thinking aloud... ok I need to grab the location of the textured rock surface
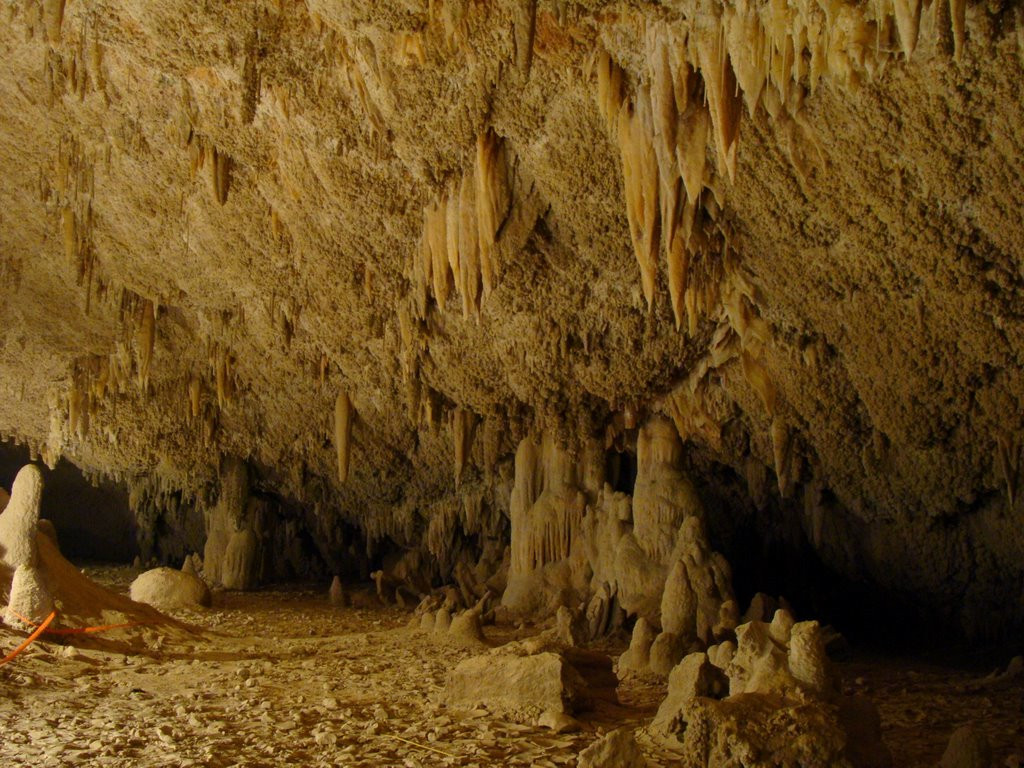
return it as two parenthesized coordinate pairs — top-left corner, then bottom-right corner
(129, 566), (212, 610)
(577, 728), (648, 768)
(0, 0), (1022, 639)
(651, 615), (892, 767)
(444, 650), (589, 719)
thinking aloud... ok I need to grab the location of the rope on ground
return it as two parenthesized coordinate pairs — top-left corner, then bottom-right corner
(0, 610), (56, 667)
(7, 609), (149, 635)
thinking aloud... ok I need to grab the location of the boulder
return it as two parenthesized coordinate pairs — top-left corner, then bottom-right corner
(444, 651), (588, 719)
(130, 567), (212, 610)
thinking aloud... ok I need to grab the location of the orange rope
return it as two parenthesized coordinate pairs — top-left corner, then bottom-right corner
(7, 609), (147, 635)
(0, 610), (56, 667)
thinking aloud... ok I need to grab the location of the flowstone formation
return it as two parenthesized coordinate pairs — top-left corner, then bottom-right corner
(0, 0), (1023, 651)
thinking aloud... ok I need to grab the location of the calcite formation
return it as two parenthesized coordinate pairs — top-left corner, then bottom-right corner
(651, 611), (892, 767)
(0, 0), (1022, 645)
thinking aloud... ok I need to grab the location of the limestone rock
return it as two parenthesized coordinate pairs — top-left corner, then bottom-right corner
(577, 728), (647, 768)
(651, 652), (728, 747)
(678, 692), (891, 768)
(130, 567), (212, 610)
(444, 651), (588, 719)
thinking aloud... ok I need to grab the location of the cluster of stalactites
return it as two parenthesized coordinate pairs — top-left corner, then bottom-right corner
(411, 130), (512, 321)
(598, 0), (974, 329)
(596, 32), (736, 335)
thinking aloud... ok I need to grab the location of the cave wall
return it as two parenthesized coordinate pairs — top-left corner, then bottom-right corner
(0, 0), (1022, 639)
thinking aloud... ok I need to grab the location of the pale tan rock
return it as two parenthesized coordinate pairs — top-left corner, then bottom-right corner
(444, 651), (588, 719)
(651, 652), (728, 746)
(130, 567), (212, 610)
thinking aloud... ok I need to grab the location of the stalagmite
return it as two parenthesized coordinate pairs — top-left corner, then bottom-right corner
(334, 390), (353, 484)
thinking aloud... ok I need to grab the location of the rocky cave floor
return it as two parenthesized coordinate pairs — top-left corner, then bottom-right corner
(1, 567), (1022, 768)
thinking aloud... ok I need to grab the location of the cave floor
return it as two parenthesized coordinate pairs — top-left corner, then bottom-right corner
(0, 568), (1021, 767)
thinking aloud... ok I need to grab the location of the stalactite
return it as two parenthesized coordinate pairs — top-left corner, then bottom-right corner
(136, 299), (155, 391)
(475, 130), (510, 301)
(207, 145), (231, 205)
(513, 0), (537, 75)
(618, 97), (659, 311)
(694, 16), (743, 183)
(949, 0), (966, 61)
(453, 407), (477, 486)
(42, 0), (66, 46)
(188, 375), (202, 424)
(214, 346), (232, 409)
(996, 435), (1020, 507)
(458, 173), (480, 319)
(892, 0), (922, 58)
(334, 390), (353, 484)
(61, 207), (75, 264)
(771, 417), (793, 498)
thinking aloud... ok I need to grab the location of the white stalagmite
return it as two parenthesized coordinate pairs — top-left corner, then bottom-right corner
(334, 390), (353, 484)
